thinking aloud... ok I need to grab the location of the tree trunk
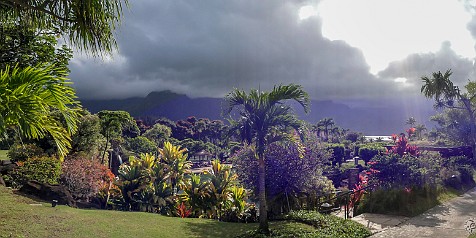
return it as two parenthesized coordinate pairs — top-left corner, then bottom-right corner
(258, 154), (269, 234)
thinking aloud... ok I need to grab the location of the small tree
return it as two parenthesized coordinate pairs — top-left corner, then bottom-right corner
(421, 70), (476, 160)
(224, 84), (310, 234)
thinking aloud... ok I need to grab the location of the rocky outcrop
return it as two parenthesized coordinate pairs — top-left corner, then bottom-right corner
(19, 180), (76, 207)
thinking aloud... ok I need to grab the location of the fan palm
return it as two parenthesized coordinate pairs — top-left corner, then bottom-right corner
(223, 84), (309, 234)
(0, 64), (80, 159)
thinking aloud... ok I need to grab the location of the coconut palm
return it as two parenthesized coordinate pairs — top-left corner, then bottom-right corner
(0, 64), (80, 159)
(223, 84), (309, 234)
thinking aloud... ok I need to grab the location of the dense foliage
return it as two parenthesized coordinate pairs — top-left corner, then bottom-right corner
(358, 143), (386, 165)
(7, 143), (46, 162)
(4, 156), (61, 188)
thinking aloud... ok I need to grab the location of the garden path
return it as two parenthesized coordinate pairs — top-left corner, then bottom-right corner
(358, 187), (476, 238)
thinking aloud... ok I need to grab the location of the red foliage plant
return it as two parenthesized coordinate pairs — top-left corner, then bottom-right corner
(61, 157), (114, 201)
(388, 133), (419, 157)
(406, 127), (416, 138)
(177, 202), (192, 218)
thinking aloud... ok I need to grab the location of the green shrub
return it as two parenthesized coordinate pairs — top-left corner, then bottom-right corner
(7, 143), (46, 162)
(284, 210), (371, 238)
(235, 210), (371, 238)
(356, 186), (449, 217)
(127, 136), (157, 155)
(4, 156), (61, 188)
(358, 144), (385, 165)
(327, 144), (345, 166)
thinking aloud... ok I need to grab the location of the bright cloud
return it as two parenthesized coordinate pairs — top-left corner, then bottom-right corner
(317, 0), (475, 74)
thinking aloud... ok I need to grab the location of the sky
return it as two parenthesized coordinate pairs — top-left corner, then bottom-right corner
(69, 0), (476, 101)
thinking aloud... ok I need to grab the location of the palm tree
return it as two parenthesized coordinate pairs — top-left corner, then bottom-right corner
(0, 64), (80, 159)
(406, 117), (416, 127)
(1, 0), (127, 54)
(421, 70), (456, 104)
(223, 84), (310, 234)
(414, 124), (427, 140)
(317, 117), (335, 142)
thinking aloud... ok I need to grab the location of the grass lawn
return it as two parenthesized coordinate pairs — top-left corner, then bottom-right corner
(0, 186), (256, 238)
(0, 150), (8, 160)
(0, 186), (371, 238)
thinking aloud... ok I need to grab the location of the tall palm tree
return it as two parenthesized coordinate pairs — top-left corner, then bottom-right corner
(317, 117), (335, 142)
(223, 84), (309, 234)
(0, 64), (80, 159)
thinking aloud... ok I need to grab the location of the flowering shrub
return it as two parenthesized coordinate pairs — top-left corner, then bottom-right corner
(61, 156), (114, 201)
(4, 156), (61, 188)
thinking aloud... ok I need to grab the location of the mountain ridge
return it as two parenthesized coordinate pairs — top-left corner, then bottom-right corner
(80, 90), (436, 135)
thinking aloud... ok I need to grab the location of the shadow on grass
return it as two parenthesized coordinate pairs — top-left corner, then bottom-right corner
(183, 220), (257, 238)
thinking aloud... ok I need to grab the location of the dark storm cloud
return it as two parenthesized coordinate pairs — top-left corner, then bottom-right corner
(69, 0), (434, 100)
(378, 42), (475, 90)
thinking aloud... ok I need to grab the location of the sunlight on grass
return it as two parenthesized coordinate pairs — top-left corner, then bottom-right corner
(0, 150), (8, 160)
(0, 186), (256, 238)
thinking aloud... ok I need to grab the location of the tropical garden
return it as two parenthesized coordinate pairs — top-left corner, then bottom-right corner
(2, 1), (476, 238)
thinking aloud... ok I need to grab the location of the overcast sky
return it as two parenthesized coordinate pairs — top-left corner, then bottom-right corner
(69, 0), (476, 101)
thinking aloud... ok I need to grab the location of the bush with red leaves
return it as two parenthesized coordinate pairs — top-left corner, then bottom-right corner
(61, 157), (114, 202)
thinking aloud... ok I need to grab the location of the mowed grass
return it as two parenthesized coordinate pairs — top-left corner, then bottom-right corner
(0, 150), (8, 160)
(0, 186), (257, 238)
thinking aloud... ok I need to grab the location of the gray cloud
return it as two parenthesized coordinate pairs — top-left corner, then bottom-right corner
(69, 0), (474, 100)
(378, 42), (475, 91)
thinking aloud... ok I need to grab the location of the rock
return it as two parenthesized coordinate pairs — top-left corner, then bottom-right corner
(0, 163), (16, 174)
(0, 176), (5, 186)
(19, 180), (76, 207)
(0, 160), (12, 166)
